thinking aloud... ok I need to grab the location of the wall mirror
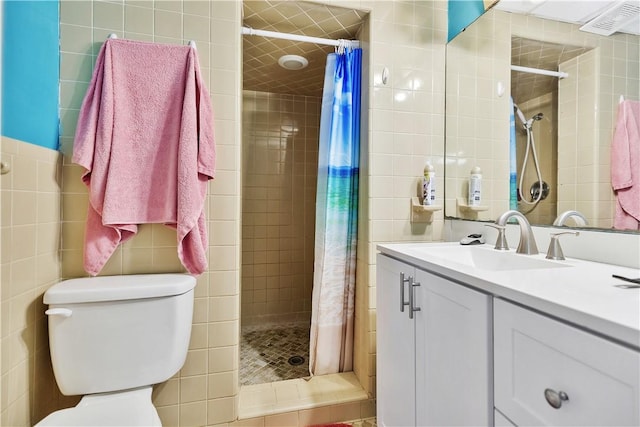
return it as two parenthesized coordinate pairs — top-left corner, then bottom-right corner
(444, 0), (640, 232)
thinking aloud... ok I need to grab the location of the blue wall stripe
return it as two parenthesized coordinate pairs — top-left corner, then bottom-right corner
(2, 0), (60, 150)
(448, 0), (486, 42)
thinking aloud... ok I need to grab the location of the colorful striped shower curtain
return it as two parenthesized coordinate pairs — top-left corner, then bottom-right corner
(510, 97), (518, 209)
(309, 47), (362, 376)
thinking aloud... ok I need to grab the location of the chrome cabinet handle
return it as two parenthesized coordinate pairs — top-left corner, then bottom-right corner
(409, 280), (421, 319)
(400, 273), (411, 312)
(544, 388), (569, 409)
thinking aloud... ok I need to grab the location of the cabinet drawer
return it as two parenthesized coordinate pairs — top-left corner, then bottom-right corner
(494, 299), (640, 426)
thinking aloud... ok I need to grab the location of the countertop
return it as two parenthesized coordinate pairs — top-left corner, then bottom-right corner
(377, 242), (640, 349)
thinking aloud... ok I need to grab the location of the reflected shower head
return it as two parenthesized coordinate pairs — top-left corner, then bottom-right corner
(524, 112), (543, 129)
(514, 104), (543, 130)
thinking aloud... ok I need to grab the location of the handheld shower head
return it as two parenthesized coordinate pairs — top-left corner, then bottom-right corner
(525, 112), (544, 129)
(513, 104), (543, 129)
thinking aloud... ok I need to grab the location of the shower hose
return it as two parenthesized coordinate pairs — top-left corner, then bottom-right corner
(515, 108), (544, 205)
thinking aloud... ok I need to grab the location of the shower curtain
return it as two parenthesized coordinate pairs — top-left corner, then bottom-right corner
(509, 97), (518, 209)
(309, 47), (362, 376)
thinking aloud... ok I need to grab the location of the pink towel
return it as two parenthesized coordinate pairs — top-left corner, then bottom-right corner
(73, 39), (215, 275)
(611, 100), (640, 230)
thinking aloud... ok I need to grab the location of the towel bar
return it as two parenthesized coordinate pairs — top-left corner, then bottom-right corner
(106, 33), (196, 50)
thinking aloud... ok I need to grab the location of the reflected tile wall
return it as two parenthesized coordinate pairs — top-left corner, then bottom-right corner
(559, 50), (604, 226)
(445, 8), (639, 227)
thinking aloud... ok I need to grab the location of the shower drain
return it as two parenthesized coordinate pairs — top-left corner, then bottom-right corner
(287, 355), (305, 366)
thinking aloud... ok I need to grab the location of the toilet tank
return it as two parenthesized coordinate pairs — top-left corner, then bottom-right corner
(44, 274), (195, 396)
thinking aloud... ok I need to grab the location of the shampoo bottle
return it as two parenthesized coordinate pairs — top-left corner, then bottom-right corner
(469, 166), (482, 206)
(423, 163), (436, 206)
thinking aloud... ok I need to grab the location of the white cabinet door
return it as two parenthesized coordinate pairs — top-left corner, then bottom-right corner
(414, 269), (493, 426)
(376, 255), (416, 427)
(494, 299), (640, 426)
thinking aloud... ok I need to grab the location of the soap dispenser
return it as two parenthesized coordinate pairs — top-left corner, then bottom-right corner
(468, 166), (482, 206)
(422, 162), (436, 206)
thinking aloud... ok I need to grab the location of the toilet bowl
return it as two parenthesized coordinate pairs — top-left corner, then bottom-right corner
(35, 274), (195, 426)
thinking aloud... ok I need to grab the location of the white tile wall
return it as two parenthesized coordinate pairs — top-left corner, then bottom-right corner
(241, 91), (319, 324)
(0, 137), (69, 425)
(57, 1), (242, 426)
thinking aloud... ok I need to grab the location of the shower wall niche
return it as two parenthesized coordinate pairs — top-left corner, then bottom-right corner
(241, 90), (320, 325)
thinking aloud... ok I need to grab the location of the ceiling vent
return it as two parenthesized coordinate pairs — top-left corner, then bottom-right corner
(579, 1), (640, 36)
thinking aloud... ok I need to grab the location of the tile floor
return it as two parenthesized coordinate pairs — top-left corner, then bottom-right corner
(240, 321), (311, 386)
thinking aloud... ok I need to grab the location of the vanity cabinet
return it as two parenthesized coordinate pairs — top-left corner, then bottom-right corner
(377, 242), (640, 427)
(376, 254), (492, 427)
(376, 255), (416, 427)
(494, 299), (640, 426)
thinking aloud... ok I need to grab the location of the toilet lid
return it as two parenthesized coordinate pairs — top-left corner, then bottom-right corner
(44, 273), (196, 304)
(35, 395), (161, 426)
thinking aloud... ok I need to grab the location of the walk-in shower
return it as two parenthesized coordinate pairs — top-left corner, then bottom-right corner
(240, 0), (365, 387)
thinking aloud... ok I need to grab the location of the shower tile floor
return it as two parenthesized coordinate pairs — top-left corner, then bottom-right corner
(240, 321), (311, 386)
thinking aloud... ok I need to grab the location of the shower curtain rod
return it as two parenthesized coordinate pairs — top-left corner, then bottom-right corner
(242, 26), (360, 48)
(511, 65), (568, 79)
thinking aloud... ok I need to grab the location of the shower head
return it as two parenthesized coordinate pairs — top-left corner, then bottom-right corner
(514, 103), (543, 130)
(525, 112), (544, 129)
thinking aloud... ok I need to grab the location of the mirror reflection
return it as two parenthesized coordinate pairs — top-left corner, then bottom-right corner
(511, 37), (591, 226)
(444, 2), (640, 232)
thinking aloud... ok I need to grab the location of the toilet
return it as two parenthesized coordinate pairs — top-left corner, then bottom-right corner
(36, 273), (196, 426)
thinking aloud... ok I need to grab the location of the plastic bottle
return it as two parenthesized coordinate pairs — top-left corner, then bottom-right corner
(422, 163), (436, 206)
(469, 166), (482, 206)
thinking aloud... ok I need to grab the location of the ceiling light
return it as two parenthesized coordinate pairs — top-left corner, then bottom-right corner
(278, 55), (308, 70)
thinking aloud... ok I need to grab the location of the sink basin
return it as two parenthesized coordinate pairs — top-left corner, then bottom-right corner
(408, 245), (572, 271)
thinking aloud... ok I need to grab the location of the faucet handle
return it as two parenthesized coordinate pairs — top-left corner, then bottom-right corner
(485, 224), (508, 251)
(546, 231), (579, 260)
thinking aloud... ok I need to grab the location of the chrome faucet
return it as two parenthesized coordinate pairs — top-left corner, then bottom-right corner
(495, 210), (539, 255)
(546, 231), (579, 260)
(553, 210), (588, 227)
(485, 224), (508, 250)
